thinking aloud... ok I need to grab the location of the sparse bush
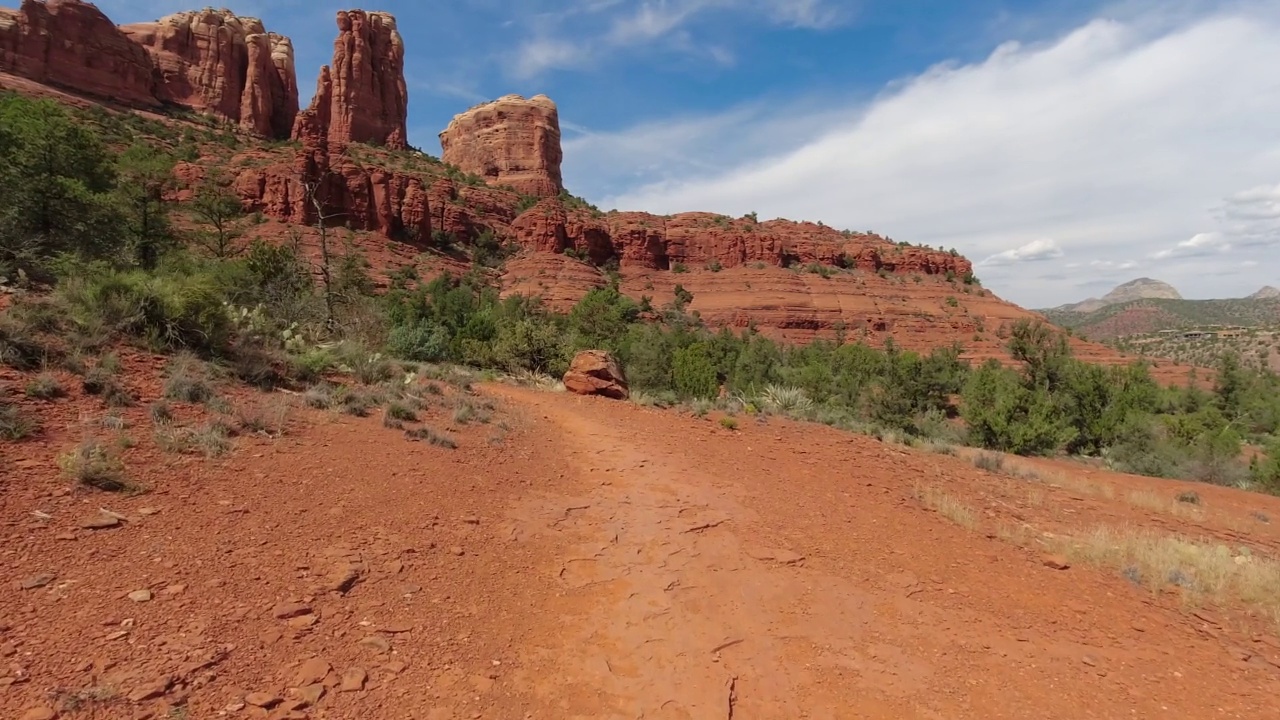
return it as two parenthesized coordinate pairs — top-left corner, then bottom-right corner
(163, 353), (216, 403)
(0, 316), (49, 370)
(341, 389), (375, 417)
(973, 452), (1005, 473)
(149, 400), (174, 425)
(1176, 490), (1201, 505)
(304, 382), (337, 409)
(58, 439), (130, 492)
(405, 426), (457, 449)
(0, 398), (38, 440)
(719, 416), (739, 430)
(155, 421), (232, 457)
(386, 401), (417, 422)
(25, 373), (65, 400)
(236, 398), (289, 436)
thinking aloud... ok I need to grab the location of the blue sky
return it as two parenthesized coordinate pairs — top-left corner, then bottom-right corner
(97, 0), (1280, 306)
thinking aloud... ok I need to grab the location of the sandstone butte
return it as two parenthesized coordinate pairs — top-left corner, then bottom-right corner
(440, 94), (565, 198)
(120, 9), (299, 139)
(0, 2), (1194, 380)
(0, 0), (299, 138)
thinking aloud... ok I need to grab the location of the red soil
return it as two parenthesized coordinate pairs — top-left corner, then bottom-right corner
(3, 360), (1278, 718)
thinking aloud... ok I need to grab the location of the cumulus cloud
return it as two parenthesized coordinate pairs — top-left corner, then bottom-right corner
(980, 238), (1064, 266)
(568, 7), (1280, 306)
(1151, 231), (1232, 259)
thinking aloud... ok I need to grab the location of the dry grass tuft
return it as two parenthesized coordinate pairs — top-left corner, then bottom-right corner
(1126, 490), (1205, 520)
(915, 484), (978, 529)
(405, 426), (458, 449)
(58, 439), (132, 492)
(1052, 526), (1280, 621)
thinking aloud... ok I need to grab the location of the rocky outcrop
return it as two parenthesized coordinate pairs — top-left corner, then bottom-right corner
(509, 201), (973, 278)
(292, 10), (407, 149)
(440, 94), (564, 198)
(120, 9), (298, 138)
(0, 0), (158, 107)
(563, 350), (629, 400)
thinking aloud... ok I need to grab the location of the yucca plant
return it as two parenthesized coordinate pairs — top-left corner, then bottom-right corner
(758, 385), (814, 415)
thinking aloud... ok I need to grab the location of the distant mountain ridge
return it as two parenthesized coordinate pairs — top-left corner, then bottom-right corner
(1040, 278), (1280, 342)
(1052, 277), (1182, 314)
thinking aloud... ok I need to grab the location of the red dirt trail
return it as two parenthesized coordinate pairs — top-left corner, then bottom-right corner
(4, 383), (1280, 719)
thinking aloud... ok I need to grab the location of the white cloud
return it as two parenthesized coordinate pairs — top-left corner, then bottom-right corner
(980, 238), (1064, 265)
(1152, 231), (1232, 259)
(509, 0), (845, 78)
(566, 7), (1280, 306)
(511, 38), (590, 78)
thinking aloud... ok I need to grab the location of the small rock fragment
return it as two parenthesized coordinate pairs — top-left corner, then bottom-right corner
(127, 676), (172, 702)
(450, 546), (465, 557)
(79, 514), (122, 530)
(292, 658), (331, 687)
(20, 574), (56, 590)
(340, 666), (367, 692)
(272, 602), (312, 620)
(1041, 555), (1071, 571)
(137, 507), (160, 516)
(287, 614), (318, 629)
(378, 622), (414, 634)
(358, 635), (391, 653)
(20, 708), (57, 720)
(295, 683), (325, 707)
(323, 563), (362, 594)
(128, 589), (153, 603)
(245, 691), (282, 708)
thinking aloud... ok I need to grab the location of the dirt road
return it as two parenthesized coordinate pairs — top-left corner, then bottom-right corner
(3, 381), (1279, 719)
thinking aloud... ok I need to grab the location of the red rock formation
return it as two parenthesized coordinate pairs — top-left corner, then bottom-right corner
(293, 10), (407, 149)
(509, 201), (973, 278)
(0, 0), (158, 107)
(563, 350), (629, 400)
(440, 94), (564, 198)
(120, 9), (298, 138)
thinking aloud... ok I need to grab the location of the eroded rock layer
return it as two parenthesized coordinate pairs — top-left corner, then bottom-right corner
(292, 9), (407, 149)
(439, 94), (564, 198)
(120, 9), (298, 137)
(0, 0), (158, 107)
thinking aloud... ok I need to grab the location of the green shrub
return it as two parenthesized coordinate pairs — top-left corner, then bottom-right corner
(719, 416), (738, 430)
(672, 343), (718, 399)
(387, 320), (450, 362)
(56, 265), (231, 354)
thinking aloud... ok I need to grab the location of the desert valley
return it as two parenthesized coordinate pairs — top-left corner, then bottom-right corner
(2, 1), (1280, 718)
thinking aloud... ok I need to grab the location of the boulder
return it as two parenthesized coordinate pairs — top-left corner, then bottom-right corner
(563, 350), (629, 400)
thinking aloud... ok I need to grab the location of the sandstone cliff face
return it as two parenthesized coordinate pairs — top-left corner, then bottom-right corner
(439, 94), (564, 198)
(0, 0), (158, 107)
(509, 201), (973, 278)
(120, 9), (298, 138)
(293, 10), (407, 149)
